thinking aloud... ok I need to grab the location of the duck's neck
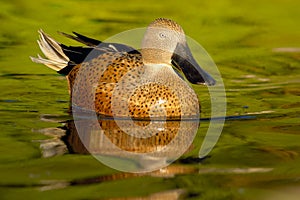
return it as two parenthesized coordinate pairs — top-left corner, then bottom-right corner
(141, 61), (180, 85)
(141, 48), (172, 65)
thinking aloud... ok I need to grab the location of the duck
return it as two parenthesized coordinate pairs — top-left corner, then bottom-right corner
(31, 18), (215, 120)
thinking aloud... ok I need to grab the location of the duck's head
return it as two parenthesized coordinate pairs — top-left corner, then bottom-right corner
(141, 18), (216, 86)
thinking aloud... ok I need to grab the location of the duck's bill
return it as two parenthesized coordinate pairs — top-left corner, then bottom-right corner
(171, 42), (216, 86)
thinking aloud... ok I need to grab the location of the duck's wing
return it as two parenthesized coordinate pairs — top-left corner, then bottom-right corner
(31, 30), (140, 76)
(59, 31), (140, 61)
(59, 31), (102, 46)
(58, 32), (140, 75)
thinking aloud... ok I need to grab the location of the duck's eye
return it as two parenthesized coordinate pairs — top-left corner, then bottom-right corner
(159, 32), (167, 39)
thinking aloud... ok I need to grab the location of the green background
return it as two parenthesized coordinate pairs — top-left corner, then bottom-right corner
(0, 0), (300, 199)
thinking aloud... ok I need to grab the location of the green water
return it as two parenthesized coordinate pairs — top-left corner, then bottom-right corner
(0, 0), (300, 199)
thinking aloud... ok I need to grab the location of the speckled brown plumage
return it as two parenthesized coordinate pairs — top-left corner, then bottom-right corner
(70, 51), (199, 119)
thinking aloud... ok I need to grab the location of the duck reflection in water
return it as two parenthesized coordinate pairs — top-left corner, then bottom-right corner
(62, 114), (199, 172)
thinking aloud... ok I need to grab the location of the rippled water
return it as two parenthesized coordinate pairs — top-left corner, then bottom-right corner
(1, 0), (300, 199)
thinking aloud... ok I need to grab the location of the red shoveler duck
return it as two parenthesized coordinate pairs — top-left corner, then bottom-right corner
(31, 18), (215, 120)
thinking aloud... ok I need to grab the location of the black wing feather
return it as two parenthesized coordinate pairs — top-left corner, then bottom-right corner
(57, 32), (141, 75)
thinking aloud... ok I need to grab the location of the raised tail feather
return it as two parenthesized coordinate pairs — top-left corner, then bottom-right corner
(31, 30), (107, 75)
(30, 30), (69, 72)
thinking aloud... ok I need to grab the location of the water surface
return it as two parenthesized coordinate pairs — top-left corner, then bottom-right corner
(0, 0), (300, 199)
